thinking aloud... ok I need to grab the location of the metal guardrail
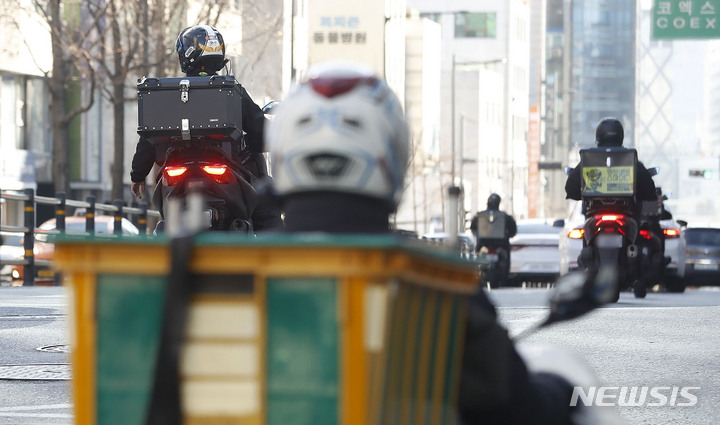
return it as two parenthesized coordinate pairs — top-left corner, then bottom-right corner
(0, 188), (161, 286)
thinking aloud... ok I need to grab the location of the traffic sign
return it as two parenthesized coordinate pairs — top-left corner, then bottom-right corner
(653, 0), (720, 39)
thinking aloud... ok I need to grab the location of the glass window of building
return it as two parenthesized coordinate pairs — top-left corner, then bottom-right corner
(420, 13), (441, 24)
(0, 75), (23, 151)
(455, 12), (496, 38)
(25, 78), (51, 154)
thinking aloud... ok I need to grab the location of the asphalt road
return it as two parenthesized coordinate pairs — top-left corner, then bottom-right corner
(0, 285), (718, 424)
(489, 286), (720, 425)
(0, 286), (71, 424)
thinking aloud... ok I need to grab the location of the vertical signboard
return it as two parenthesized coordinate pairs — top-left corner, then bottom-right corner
(307, 0), (385, 75)
(653, 0), (720, 39)
(527, 106), (540, 218)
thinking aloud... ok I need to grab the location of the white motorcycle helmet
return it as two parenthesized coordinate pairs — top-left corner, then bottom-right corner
(266, 61), (409, 211)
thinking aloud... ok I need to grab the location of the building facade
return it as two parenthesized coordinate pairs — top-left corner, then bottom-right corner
(0, 3), (53, 225)
(394, 12), (443, 235)
(407, 0), (531, 226)
(569, 0), (637, 148)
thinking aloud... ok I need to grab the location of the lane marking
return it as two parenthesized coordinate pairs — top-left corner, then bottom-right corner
(0, 403), (72, 412)
(0, 412), (73, 418)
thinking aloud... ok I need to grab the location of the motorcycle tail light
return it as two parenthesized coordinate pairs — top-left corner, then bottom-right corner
(663, 228), (681, 239)
(596, 214), (626, 224)
(639, 230), (653, 239)
(202, 164), (233, 184)
(164, 166), (188, 186)
(568, 228), (584, 239)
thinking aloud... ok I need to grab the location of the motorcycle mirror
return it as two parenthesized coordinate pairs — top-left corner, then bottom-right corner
(542, 266), (617, 327)
(262, 101), (279, 115)
(563, 166), (573, 175)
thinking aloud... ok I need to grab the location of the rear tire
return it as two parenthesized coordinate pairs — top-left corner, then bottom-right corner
(633, 283), (647, 298)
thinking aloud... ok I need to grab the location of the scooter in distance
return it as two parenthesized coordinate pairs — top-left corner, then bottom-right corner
(565, 147), (656, 302)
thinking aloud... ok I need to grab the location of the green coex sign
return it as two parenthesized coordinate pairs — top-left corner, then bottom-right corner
(653, 0), (720, 39)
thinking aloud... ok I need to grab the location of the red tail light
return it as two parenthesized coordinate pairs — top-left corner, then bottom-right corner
(568, 228), (584, 239)
(596, 214), (626, 225)
(663, 228), (680, 239)
(639, 230), (652, 240)
(163, 166), (188, 186)
(202, 164), (232, 184)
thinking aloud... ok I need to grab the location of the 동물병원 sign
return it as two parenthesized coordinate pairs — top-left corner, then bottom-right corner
(653, 0), (720, 39)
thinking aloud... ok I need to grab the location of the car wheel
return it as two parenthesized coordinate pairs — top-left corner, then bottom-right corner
(633, 282), (648, 298)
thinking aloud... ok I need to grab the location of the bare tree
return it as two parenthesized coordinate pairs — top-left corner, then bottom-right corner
(83, 0), (231, 201)
(238, 0), (284, 100)
(5, 0), (272, 200)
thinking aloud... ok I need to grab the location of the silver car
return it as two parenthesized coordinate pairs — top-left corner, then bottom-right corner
(682, 225), (720, 286)
(509, 218), (565, 285)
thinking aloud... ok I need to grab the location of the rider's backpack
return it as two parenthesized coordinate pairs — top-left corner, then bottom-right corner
(579, 147), (638, 198)
(473, 210), (507, 239)
(579, 147), (638, 214)
(136, 75), (244, 144)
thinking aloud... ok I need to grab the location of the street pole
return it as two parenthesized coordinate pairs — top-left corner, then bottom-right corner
(451, 54), (456, 186)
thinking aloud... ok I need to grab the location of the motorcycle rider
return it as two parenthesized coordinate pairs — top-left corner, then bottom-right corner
(565, 117), (660, 289)
(470, 194), (517, 283)
(565, 117), (657, 205)
(266, 61), (575, 425)
(130, 24), (283, 231)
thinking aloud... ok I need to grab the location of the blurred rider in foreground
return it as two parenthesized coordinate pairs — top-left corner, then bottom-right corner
(265, 61), (576, 424)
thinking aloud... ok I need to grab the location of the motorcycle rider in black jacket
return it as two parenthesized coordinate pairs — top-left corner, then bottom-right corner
(266, 61), (576, 425)
(565, 117), (657, 205)
(470, 194), (517, 283)
(130, 24), (282, 231)
(565, 117), (661, 284)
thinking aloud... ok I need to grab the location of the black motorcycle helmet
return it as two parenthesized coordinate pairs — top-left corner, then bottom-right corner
(595, 117), (624, 147)
(176, 25), (228, 76)
(487, 193), (501, 210)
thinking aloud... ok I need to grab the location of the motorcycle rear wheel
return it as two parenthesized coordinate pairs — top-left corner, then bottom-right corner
(633, 283), (647, 298)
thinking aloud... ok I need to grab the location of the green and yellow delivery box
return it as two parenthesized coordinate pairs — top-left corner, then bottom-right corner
(53, 233), (479, 425)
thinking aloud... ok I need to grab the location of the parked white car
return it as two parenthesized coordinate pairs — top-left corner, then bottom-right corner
(1, 232), (25, 284)
(508, 218), (565, 285)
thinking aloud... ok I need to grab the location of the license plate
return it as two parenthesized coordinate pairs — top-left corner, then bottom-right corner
(528, 263), (556, 271)
(694, 263), (719, 271)
(596, 234), (623, 248)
